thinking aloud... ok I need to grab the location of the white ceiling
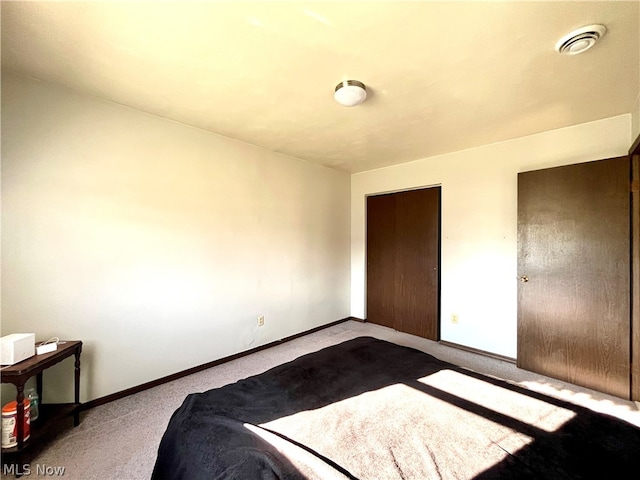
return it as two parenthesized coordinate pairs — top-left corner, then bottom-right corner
(2, 1), (639, 173)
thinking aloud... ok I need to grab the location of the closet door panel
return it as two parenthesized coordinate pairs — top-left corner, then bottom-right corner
(366, 193), (397, 329)
(366, 187), (440, 341)
(394, 188), (440, 340)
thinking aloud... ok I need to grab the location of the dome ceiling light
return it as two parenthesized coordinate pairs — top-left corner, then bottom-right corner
(555, 24), (607, 55)
(334, 80), (367, 107)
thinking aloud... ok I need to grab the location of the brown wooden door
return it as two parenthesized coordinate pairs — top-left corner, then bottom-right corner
(366, 187), (440, 340)
(517, 156), (630, 399)
(631, 150), (640, 402)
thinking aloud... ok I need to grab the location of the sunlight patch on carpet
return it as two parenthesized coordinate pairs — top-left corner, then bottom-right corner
(260, 383), (535, 479)
(520, 379), (639, 424)
(417, 369), (576, 432)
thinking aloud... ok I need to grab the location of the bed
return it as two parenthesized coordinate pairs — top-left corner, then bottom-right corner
(151, 336), (640, 479)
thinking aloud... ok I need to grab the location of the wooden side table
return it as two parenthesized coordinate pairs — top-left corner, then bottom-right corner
(0, 340), (82, 455)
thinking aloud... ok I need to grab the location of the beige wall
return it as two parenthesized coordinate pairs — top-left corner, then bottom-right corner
(1, 73), (350, 402)
(351, 114), (631, 358)
(633, 92), (640, 143)
(633, 9), (640, 144)
(2, 69), (635, 403)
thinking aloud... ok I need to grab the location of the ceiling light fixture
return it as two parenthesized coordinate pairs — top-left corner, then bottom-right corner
(334, 80), (367, 107)
(555, 24), (606, 55)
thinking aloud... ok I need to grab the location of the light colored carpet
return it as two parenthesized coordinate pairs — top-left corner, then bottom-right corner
(5, 320), (639, 480)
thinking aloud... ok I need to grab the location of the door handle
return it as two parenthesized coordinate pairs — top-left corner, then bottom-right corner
(520, 275), (529, 283)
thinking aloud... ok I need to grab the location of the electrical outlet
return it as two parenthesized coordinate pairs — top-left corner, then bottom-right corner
(451, 313), (459, 324)
(257, 315), (265, 327)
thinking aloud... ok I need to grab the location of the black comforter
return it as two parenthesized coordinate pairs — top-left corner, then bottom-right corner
(152, 337), (640, 479)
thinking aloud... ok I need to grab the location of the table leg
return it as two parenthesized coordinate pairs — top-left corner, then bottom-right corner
(73, 346), (81, 426)
(15, 384), (25, 451)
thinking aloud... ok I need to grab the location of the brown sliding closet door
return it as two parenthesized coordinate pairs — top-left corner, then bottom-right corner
(366, 187), (440, 340)
(517, 156), (630, 399)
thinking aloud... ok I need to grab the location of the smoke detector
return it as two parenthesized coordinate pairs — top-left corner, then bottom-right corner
(555, 24), (606, 55)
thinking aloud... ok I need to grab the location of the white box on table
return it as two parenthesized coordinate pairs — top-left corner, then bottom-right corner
(0, 333), (36, 365)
